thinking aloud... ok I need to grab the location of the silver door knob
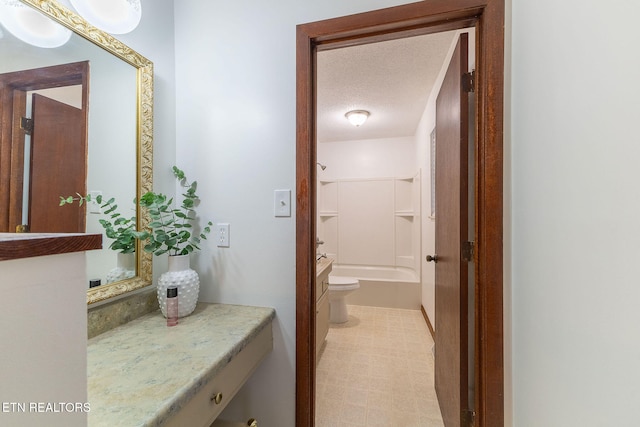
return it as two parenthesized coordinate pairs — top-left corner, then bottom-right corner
(426, 255), (438, 263)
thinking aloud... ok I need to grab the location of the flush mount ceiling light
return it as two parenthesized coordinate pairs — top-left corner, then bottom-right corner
(69, 0), (141, 34)
(345, 110), (370, 127)
(0, 0), (72, 48)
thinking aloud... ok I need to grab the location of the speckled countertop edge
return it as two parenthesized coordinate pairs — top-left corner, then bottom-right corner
(316, 257), (333, 277)
(87, 303), (276, 427)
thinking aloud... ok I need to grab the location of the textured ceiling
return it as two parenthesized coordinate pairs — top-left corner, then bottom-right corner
(317, 30), (457, 143)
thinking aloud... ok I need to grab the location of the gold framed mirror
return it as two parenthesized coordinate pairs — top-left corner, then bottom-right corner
(5, 0), (154, 305)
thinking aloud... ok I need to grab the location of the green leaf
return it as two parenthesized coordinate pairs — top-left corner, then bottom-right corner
(133, 231), (150, 239)
(172, 166), (185, 180)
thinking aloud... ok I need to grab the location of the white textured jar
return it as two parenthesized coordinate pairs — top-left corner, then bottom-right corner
(157, 254), (200, 318)
(105, 252), (136, 284)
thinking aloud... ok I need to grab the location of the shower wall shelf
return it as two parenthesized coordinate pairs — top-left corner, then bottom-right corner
(317, 171), (420, 273)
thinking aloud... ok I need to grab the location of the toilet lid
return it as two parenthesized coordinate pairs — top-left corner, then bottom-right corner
(329, 276), (359, 286)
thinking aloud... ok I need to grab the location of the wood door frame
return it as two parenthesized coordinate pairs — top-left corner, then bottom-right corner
(0, 61), (89, 232)
(296, 1), (504, 426)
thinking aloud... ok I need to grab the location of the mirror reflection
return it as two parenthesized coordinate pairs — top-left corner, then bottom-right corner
(0, 0), (152, 301)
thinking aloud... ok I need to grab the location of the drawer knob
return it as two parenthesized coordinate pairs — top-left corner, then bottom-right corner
(247, 419), (258, 427)
(211, 392), (223, 404)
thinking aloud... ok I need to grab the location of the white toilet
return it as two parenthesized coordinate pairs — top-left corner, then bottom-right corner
(328, 276), (360, 323)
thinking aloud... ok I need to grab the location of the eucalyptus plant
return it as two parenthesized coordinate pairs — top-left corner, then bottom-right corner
(138, 166), (213, 256)
(59, 193), (139, 254)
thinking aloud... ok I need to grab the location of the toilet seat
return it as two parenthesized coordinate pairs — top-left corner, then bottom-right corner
(328, 276), (359, 291)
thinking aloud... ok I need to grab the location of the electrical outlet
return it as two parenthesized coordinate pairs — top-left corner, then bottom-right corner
(216, 223), (230, 247)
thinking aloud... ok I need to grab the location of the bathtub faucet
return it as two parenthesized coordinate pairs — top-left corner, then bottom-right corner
(316, 237), (325, 249)
(316, 253), (327, 261)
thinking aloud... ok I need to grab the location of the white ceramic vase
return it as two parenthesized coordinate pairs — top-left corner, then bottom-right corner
(105, 252), (136, 284)
(157, 254), (200, 318)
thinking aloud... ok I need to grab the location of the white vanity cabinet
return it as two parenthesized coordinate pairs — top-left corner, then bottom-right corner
(87, 303), (275, 427)
(165, 322), (271, 427)
(316, 258), (332, 360)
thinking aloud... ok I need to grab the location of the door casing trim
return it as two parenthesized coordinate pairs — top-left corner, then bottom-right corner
(296, 1), (504, 426)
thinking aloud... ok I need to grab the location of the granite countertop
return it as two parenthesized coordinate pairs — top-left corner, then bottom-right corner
(87, 303), (276, 427)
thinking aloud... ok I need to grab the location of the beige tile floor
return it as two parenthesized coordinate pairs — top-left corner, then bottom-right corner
(316, 305), (445, 427)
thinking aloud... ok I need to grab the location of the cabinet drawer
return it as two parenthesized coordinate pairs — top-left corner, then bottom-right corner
(165, 324), (272, 427)
(316, 291), (329, 360)
(316, 274), (329, 301)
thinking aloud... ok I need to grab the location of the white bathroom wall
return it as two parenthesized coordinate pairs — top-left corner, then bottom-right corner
(511, 0), (640, 425)
(415, 82), (437, 327)
(318, 136), (416, 180)
(172, 1), (413, 424)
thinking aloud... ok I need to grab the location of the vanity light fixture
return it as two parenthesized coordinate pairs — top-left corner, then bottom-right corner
(345, 110), (370, 127)
(0, 0), (72, 48)
(69, 0), (141, 34)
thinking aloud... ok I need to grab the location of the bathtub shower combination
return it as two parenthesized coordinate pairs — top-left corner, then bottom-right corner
(318, 173), (421, 311)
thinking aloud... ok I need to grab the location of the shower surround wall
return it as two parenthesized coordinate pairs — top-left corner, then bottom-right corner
(317, 137), (421, 309)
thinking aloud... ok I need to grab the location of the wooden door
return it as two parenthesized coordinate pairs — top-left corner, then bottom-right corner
(28, 93), (85, 232)
(434, 33), (470, 427)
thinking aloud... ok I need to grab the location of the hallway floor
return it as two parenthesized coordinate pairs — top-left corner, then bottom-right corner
(315, 305), (444, 427)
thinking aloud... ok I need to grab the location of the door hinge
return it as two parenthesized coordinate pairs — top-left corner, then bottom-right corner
(20, 117), (33, 135)
(463, 409), (476, 426)
(462, 70), (475, 93)
(462, 241), (475, 262)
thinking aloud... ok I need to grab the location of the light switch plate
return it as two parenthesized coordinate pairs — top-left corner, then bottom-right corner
(274, 189), (291, 217)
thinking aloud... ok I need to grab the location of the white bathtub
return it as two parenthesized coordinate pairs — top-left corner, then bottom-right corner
(330, 264), (420, 310)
